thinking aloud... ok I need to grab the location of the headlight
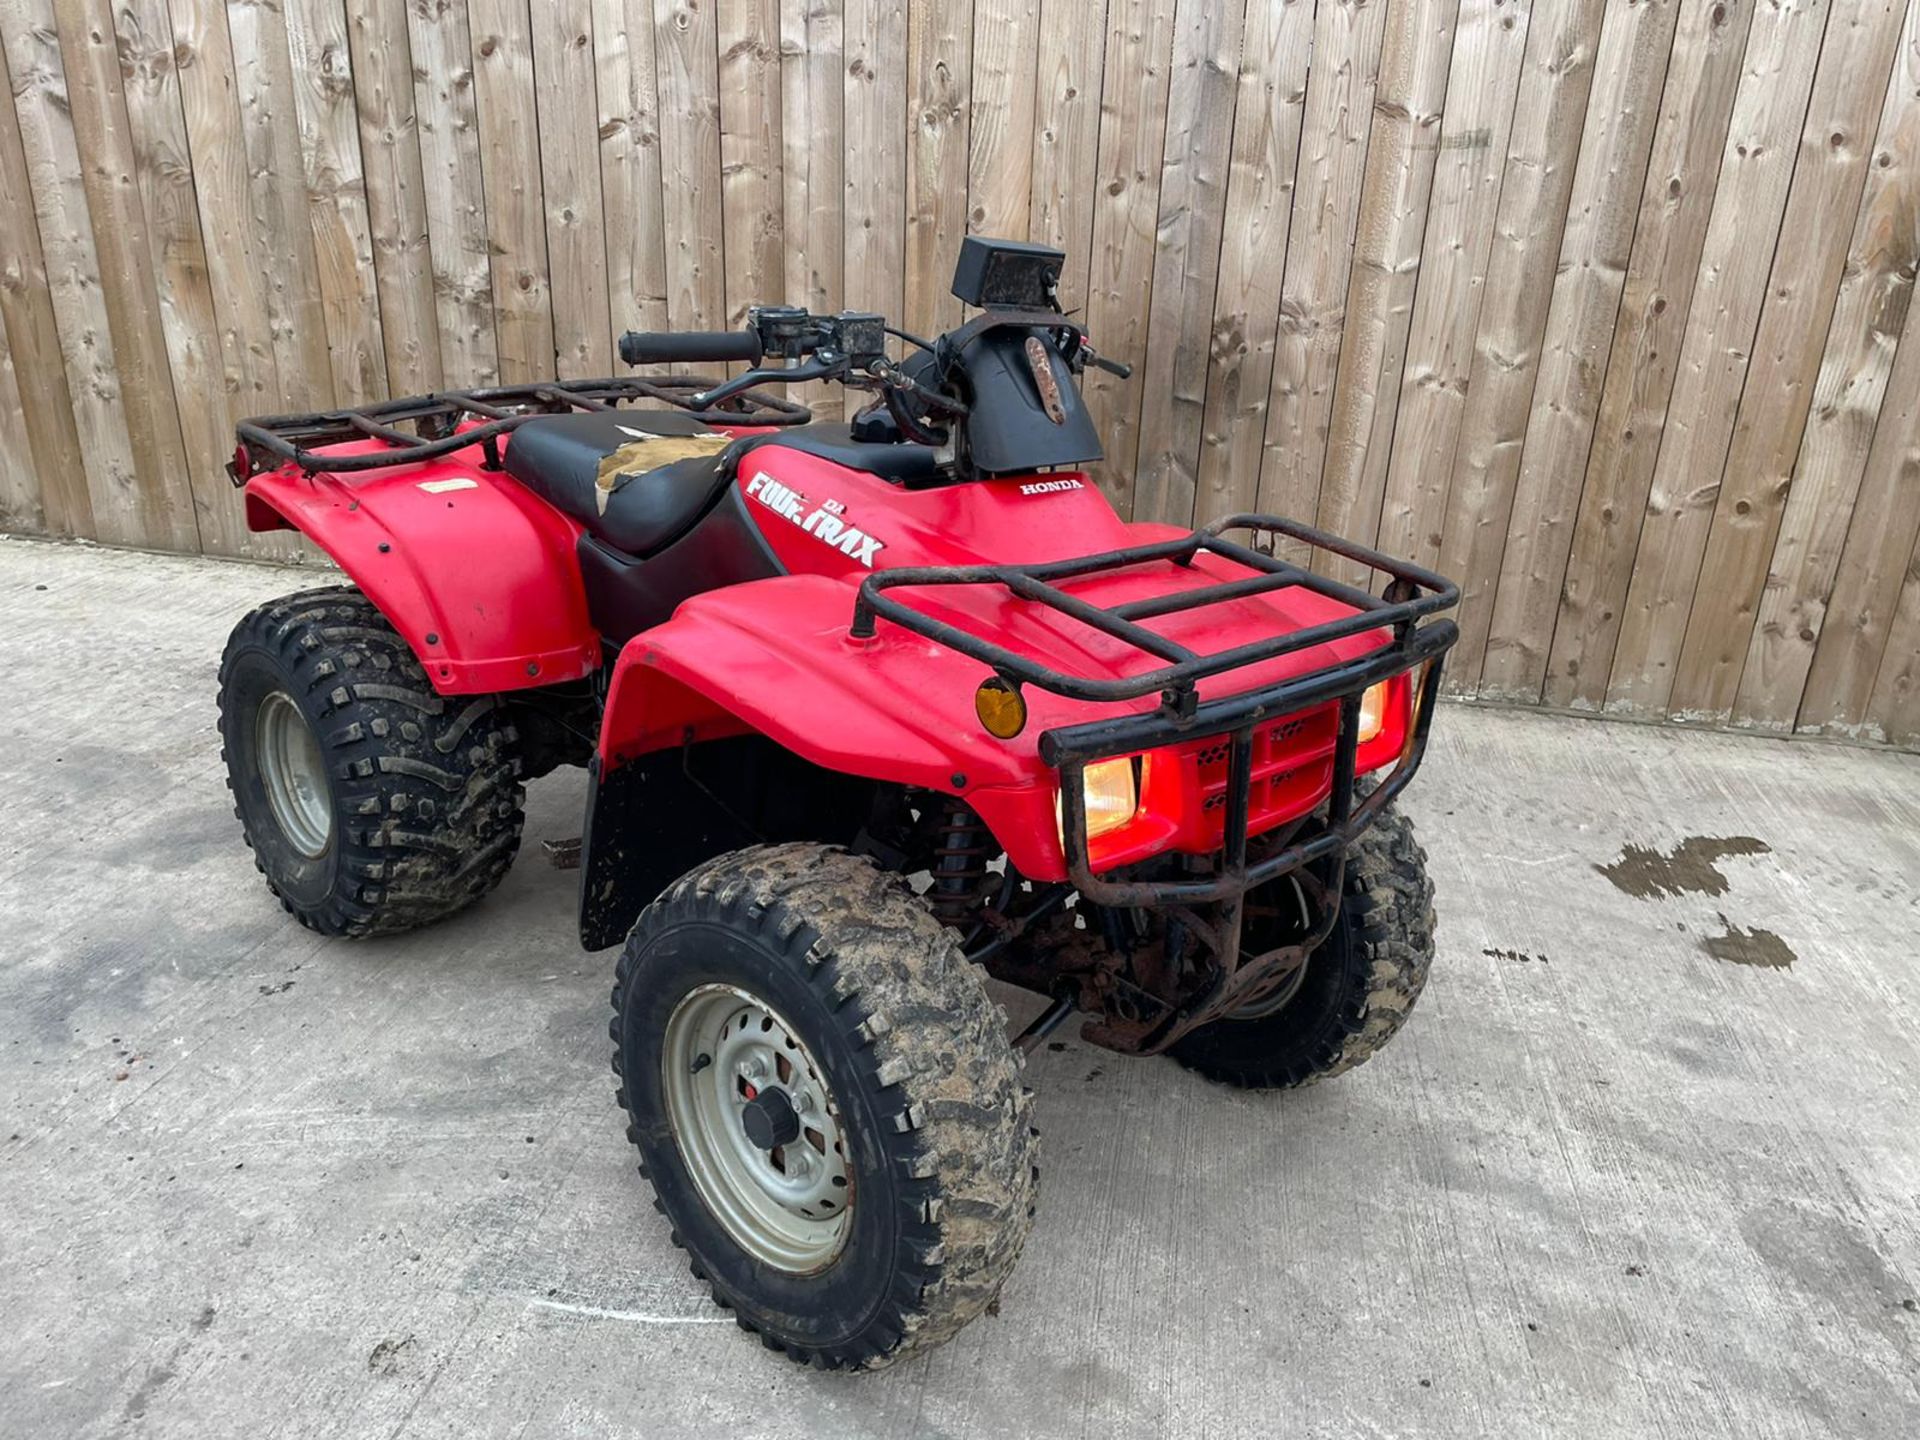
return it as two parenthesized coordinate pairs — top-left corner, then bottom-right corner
(1057, 756), (1140, 844)
(1357, 681), (1389, 744)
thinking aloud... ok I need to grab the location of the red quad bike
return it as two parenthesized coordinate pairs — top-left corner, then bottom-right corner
(219, 238), (1459, 1368)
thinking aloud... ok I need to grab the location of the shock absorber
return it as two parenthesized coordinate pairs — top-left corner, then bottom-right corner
(928, 798), (992, 927)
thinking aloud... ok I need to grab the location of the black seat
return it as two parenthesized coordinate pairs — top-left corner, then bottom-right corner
(506, 411), (947, 557)
(504, 410), (736, 557)
(740, 424), (944, 486)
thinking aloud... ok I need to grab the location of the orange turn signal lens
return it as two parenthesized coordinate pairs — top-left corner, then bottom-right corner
(974, 676), (1028, 739)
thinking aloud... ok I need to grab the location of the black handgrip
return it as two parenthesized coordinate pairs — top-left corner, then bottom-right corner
(618, 329), (764, 367)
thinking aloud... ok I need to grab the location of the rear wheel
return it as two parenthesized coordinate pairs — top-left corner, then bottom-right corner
(612, 844), (1039, 1369)
(1169, 805), (1435, 1089)
(217, 586), (524, 936)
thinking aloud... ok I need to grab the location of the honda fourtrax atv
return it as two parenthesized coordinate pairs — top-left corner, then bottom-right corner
(219, 238), (1459, 1368)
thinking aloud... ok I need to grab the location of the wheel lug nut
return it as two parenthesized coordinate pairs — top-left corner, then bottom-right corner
(792, 1091), (813, 1113)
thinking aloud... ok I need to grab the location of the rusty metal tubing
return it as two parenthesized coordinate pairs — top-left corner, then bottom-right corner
(1039, 616), (1455, 764)
(847, 513), (1460, 707)
(1059, 652), (1448, 912)
(230, 375), (811, 481)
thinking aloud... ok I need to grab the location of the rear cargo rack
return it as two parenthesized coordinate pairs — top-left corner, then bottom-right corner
(849, 513), (1460, 716)
(229, 376), (810, 483)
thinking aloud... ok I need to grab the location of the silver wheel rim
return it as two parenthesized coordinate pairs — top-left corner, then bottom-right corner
(255, 691), (332, 859)
(661, 985), (852, 1273)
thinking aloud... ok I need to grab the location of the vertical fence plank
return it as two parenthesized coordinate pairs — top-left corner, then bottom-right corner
(1672, 0), (1908, 722)
(1191, 0), (1312, 530)
(1310, 0), (1461, 557)
(1258, 0), (1391, 564)
(344, 0), (441, 394)
(1371, 0), (1532, 573)
(56, 0), (202, 552)
(1741, 8), (1918, 734)
(0, 25), (86, 537)
(906, 0), (971, 337)
(116, 0), (256, 556)
(533, 0), (613, 377)
(1480, 0), (1681, 700)
(780, 0), (842, 414)
(596, 0), (669, 349)
(1130, 0), (1244, 528)
(843, 0), (906, 328)
(1606, 0), (1831, 715)
(720, 0), (784, 333)
(1435, 0), (1609, 673)
(1029, 0), (1106, 313)
(1083, 0), (1176, 513)
(1796, 230), (1920, 733)
(469, 0), (554, 379)
(0, 0), (155, 544)
(967, 0), (1037, 242)
(654, 0), (726, 335)
(0, 301), (38, 531)
(407, 0), (500, 386)
(284, 0), (388, 403)
(1544, 0), (1755, 710)
(1864, 531), (1920, 745)
(226, 0), (338, 408)
(171, 0), (289, 427)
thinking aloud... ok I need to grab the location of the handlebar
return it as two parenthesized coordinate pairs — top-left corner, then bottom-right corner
(618, 329), (765, 367)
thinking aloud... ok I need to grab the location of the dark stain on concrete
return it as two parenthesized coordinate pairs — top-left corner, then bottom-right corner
(368, 1336), (417, 1376)
(1484, 947), (1547, 964)
(1596, 835), (1771, 900)
(1702, 915), (1796, 970)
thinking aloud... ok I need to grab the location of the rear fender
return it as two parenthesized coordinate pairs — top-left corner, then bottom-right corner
(246, 460), (600, 694)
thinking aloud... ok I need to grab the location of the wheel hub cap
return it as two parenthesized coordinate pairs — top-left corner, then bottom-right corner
(661, 986), (851, 1272)
(740, 1087), (802, 1151)
(255, 691), (332, 858)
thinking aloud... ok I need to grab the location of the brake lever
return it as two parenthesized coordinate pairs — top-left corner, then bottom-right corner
(691, 359), (838, 410)
(1087, 351), (1133, 380)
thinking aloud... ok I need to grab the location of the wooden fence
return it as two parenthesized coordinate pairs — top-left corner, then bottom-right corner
(2, 0), (1917, 747)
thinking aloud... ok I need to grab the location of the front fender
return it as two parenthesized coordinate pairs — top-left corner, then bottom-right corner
(245, 461), (599, 694)
(595, 575), (1068, 881)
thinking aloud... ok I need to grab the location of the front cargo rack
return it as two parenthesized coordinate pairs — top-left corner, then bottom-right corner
(229, 376), (810, 484)
(849, 512), (1460, 725)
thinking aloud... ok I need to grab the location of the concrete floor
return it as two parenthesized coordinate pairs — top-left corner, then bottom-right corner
(2, 537), (1917, 1440)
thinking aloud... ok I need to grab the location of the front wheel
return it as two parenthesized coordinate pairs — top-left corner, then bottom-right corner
(611, 844), (1039, 1369)
(1169, 804), (1436, 1089)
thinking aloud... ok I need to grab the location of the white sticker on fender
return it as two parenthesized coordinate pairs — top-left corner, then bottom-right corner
(744, 470), (886, 567)
(416, 477), (479, 494)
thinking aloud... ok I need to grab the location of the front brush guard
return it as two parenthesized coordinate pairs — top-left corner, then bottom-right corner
(850, 512), (1461, 1054)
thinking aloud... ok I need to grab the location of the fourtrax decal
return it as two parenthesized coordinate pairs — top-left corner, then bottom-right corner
(744, 470), (887, 568)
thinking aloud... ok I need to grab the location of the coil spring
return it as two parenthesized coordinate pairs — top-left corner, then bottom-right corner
(929, 798), (993, 926)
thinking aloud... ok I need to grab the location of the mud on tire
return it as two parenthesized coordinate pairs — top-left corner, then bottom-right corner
(217, 586), (524, 936)
(1169, 803), (1436, 1089)
(611, 843), (1039, 1370)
